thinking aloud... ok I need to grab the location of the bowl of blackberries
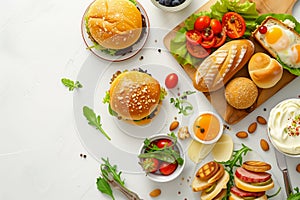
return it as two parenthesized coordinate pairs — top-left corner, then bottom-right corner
(138, 133), (185, 182)
(150, 0), (192, 12)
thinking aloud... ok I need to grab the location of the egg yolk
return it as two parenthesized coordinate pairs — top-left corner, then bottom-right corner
(265, 26), (289, 51)
(291, 44), (300, 64)
(193, 113), (220, 141)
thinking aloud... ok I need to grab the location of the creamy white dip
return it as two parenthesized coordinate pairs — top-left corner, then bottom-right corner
(268, 98), (300, 155)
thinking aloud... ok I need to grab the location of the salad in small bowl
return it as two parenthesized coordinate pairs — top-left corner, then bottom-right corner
(138, 133), (185, 182)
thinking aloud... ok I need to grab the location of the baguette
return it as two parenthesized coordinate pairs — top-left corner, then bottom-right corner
(252, 16), (300, 69)
(193, 39), (255, 92)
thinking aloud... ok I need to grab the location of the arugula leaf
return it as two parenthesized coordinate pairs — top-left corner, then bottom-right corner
(218, 144), (252, 199)
(170, 90), (196, 116)
(96, 177), (115, 200)
(61, 78), (82, 91)
(83, 106), (111, 140)
(288, 187), (300, 200)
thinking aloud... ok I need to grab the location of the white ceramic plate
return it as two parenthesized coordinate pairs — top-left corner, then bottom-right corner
(81, 1), (150, 62)
(193, 143), (284, 199)
(73, 41), (212, 173)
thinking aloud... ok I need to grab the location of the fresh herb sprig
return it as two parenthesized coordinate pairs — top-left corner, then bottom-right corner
(170, 90), (196, 116)
(96, 158), (125, 200)
(61, 78), (82, 91)
(218, 144), (252, 200)
(138, 132), (184, 166)
(288, 187), (300, 200)
(83, 106), (111, 140)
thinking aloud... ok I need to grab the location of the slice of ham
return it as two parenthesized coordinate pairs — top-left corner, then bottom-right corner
(230, 186), (265, 197)
(235, 167), (271, 183)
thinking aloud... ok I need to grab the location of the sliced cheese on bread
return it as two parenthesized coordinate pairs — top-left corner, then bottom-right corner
(212, 134), (233, 162)
(188, 140), (215, 163)
(234, 175), (274, 192)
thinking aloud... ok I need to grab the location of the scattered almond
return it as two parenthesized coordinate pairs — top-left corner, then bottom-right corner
(169, 121), (179, 131)
(257, 116), (267, 125)
(260, 139), (269, 151)
(149, 188), (161, 197)
(296, 163), (300, 173)
(248, 122), (257, 133)
(236, 131), (248, 138)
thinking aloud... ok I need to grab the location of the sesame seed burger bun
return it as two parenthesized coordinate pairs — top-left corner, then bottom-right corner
(86, 0), (143, 50)
(109, 71), (161, 123)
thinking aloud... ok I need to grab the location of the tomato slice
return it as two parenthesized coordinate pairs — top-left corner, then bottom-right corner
(213, 29), (226, 48)
(186, 30), (202, 45)
(200, 37), (216, 49)
(222, 12), (246, 39)
(159, 162), (178, 176)
(201, 28), (214, 41)
(186, 42), (211, 58)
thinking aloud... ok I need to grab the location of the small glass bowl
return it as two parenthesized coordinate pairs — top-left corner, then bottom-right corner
(150, 0), (193, 12)
(189, 111), (224, 145)
(138, 134), (185, 182)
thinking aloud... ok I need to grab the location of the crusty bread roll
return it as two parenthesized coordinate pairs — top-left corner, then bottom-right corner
(229, 193), (268, 200)
(248, 53), (283, 88)
(109, 71), (161, 124)
(225, 77), (258, 109)
(86, 0), (142, 49)
(193, 39), (255, 92)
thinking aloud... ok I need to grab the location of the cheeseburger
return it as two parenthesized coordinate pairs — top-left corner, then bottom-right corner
(103, 70), (167, 125)
(84, 0), (145, 54)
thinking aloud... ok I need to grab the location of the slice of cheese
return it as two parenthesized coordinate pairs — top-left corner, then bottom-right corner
(212, 134), (233, 162)
(188, 140), (215, 163)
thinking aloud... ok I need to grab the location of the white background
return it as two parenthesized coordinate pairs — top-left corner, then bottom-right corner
(0, 0), (300, 199)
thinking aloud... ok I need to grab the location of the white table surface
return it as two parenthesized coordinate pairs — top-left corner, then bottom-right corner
(1, 0), (300, 199)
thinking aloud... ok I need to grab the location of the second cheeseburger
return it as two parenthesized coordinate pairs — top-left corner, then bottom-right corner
(103, 70), (167, 125)
(85, 0), (143, 51)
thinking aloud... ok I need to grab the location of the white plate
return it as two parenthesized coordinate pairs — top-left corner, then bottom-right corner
(81, 1), (150, 62)
(73, 42), (212, 173)
(193, 143), (284, 199)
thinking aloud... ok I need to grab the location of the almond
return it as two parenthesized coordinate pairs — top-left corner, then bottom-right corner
(236, 131), (248, 138)
(169, 121), (179, 131)
(260, 139), (269, 151)
(248, 122), (257, 133)
(296, 163), (300, 173)
(257, 116), (267, 125)
(149, 188), (161, 197)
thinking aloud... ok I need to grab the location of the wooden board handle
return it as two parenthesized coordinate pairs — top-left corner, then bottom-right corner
(250, 0), (297, 14)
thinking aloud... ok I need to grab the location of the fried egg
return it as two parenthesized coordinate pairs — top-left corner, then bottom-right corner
(278, 43), (300, 68)
(265, 25), (294, 51)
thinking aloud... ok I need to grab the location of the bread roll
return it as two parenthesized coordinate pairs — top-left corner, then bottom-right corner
(109, 71), (161, 122)
(86, 0), (142, 49)
(248, 53), (283, 88)
(193, 39), (255, 92)
(225, 77), (258, 109)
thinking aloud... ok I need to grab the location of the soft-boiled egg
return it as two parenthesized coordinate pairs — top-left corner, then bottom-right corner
(265, 25), (294, 51)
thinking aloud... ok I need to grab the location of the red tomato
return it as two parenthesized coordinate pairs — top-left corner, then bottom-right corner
(141, 158), (160, 173)
(159, 162), (178, 175)
(200, 37), (216, 49)
(165, 73), (178, 89)
(186, 42), (211, 59)
(222, 12), (246, 39)
(194, 16), (211, 32)
(156, 139), (173, 149)
(201, 28), (214, 41)
(185, 30), (202, 45)
(210, 19), (222, 34)
(213, 29), (226, 48)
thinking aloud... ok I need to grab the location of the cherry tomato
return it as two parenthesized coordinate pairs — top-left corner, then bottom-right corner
(194, 15), (211, 32)
(185, 30), (202, 45)
(141, 158), (160, 173)
(222, 12), (246, 39)
(210, 19), (222, 34)
(258, 25), (267, 34)
(159, 162), (178, 175)
(165, 73), (178, 89)
(201, 28), (214, 41)
(156, 139), (173, 149)
(186, 42), (211, 58)
(200, 37), (216, 49)
(213, 29), (226, 48)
